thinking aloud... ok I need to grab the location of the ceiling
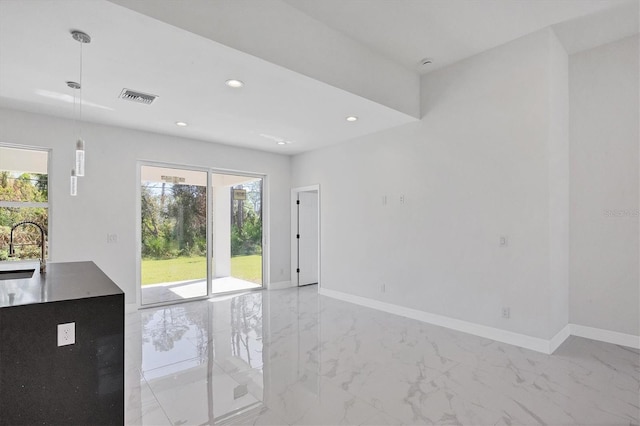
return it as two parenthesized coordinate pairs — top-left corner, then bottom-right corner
(0, 0), (637, 156)
(284, 0), (638, 73)
(0, 0), (416, 155)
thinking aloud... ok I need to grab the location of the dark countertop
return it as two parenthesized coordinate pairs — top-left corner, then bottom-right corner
(0, 261), (123, 308)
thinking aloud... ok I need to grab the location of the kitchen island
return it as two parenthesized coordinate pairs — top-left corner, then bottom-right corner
(0, 261), (124, 425)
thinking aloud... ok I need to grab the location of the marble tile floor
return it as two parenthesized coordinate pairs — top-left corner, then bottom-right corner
(125, 286), (640, 425)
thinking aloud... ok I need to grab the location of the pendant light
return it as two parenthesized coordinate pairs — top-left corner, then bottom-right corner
(70, 169), (77, 196)
(67, 80), (80, 196)
(69, 30), (90, 195)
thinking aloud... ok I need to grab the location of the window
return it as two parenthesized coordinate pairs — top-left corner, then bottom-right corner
(0, 146), (49, 261)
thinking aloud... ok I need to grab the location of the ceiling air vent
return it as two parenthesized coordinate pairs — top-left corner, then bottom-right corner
(119, 89), (158, 105)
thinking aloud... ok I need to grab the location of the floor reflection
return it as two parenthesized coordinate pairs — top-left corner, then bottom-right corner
(127, 286), (321, 425)
(126, 285), (638, 425)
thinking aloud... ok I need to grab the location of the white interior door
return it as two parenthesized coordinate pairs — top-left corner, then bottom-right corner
(297, 191), (318, 286)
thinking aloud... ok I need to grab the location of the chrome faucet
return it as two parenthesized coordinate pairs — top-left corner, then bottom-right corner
(9, 221), (47, 273)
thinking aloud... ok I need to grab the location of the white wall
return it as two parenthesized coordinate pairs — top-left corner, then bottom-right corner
(292, 29), (570, 340)
(569, 35), (640, 336)
(547, 32), (571, 337)
(0, 108), (291, 305)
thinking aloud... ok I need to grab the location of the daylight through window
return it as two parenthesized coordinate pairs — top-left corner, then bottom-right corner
(0, 146), (49, 261)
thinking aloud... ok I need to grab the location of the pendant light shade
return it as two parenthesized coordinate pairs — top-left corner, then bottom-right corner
(70, 169), (77, 196)
(75, 139), (85, 177)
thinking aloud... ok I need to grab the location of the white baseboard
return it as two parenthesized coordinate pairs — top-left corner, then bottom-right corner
(319, 288), (639, 354)
(548, 324), (572, 353)
(570, 324), (640, 349)
(269, 280), (294, 290)
(319, 288), (557, 354)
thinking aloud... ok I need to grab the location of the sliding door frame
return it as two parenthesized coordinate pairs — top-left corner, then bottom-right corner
(136, 160), (268, 309)
(210, 168), (268, 297)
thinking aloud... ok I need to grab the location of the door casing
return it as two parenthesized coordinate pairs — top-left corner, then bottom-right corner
(291, 185), (321, 288)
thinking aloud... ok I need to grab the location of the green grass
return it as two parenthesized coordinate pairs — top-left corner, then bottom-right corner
(141, 256), (206, 285)
(230, 254), (262, 284)
(141, 255), (262, 285)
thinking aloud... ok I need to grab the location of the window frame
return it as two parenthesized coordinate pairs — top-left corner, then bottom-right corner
(0, 143), (52, 261)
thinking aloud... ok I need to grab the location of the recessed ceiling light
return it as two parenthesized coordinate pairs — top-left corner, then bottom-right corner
(175, 121), (188, 127)
(260, 133), (294, 145)
(225, 79), (244, 88)
(346, 116), (358, 122)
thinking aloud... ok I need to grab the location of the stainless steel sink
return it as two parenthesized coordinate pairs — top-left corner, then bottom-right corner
(0, 269), (35, 280)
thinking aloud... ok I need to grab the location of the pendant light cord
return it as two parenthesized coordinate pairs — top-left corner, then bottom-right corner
(72, 79), (78, 136)
(79, 39), (83, 139)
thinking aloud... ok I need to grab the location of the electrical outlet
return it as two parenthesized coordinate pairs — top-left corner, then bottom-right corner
(499, 236), (508, 247)
(400, 194), (405, 204)
(502, 307), (510, 319)
(57, 322), (75, 346)
(107, 233), (118, 244)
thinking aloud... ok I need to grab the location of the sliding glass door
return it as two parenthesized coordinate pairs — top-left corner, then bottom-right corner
(140, 165), (264, 306)
(211, 173), (262, 294)
(140, 165), (208, 305)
